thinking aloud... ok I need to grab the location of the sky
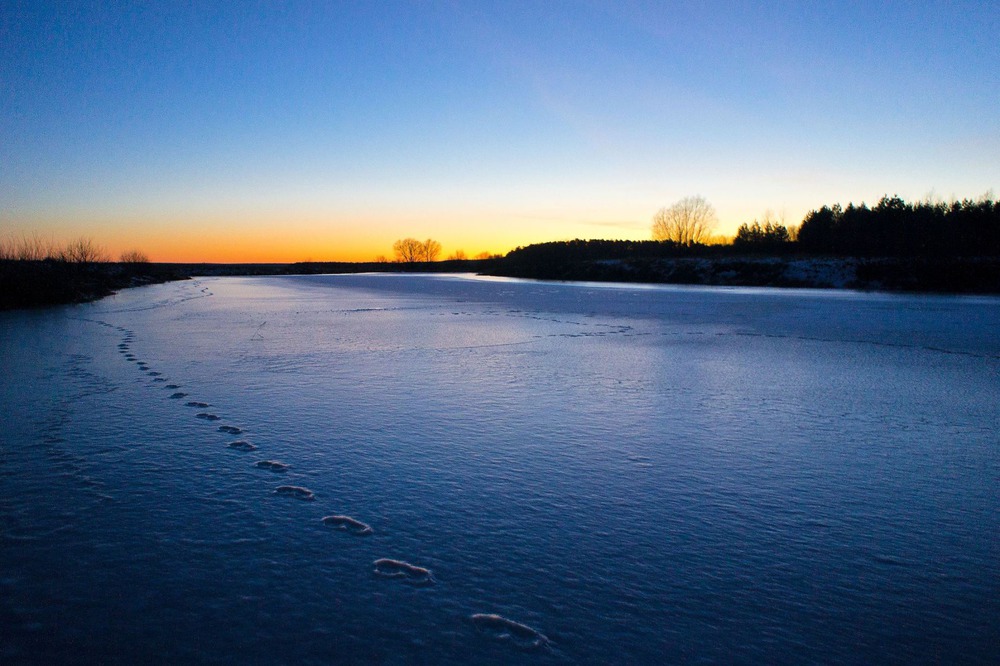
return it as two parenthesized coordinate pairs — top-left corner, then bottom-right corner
(2, 0), (998, 262)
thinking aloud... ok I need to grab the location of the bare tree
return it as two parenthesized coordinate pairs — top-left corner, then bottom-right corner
(392, 237), (442, 263)
(120, 249), (150, 264)
(393, 238), (424, 263)
(422, 238), (441, 262)
(652, 195), (718, 245)
(447, 249), (468, 261)
(60, 237), (108, 264)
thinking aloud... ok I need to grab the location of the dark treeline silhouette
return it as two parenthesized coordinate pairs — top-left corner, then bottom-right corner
(506, 239), (687, 264)
(282, 257), (497, 275)
(125, 257), (501, 278)
(733, 220), (793, 253)
(487, 196), (1000, 292)
(492, 239), (726, 282)
(797, 195), (1000, 257)
(0, 259), (188, 310)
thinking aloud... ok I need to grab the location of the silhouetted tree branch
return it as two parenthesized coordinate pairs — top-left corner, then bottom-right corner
(60, 238), (108, 264)
(120, 249), (150, 264)
(422, 238), (441, 262)
(393, 238), (424, 263)
(393, 237), (442, 263)
(652, 195), (717, 246)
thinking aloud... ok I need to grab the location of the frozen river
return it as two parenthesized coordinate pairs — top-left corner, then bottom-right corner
(2, 274), (998, 663)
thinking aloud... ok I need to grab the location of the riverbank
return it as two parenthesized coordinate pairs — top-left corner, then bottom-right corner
(0, 261), (190, 310)
(0, 259), (495, 310)
(5, 254), (999, 311)
(178, 255), (1000, 294)
(485, 255), (1000, 294)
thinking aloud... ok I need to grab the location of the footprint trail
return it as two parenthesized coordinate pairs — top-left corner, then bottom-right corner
(275, 485), (315, 501)
(100, 310), (544, 657)
(373, 558), (434, 585)
(322, 515), (373, 536)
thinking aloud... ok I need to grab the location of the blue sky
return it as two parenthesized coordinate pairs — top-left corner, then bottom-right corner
(2, 1), (997, 261)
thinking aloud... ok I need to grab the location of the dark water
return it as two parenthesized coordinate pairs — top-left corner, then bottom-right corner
(2, 274), (998, 664)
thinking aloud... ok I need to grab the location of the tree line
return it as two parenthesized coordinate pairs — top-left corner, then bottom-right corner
(489, 193), (1000, 287)
(795, 195), (1000, 257)
(649, 193), (1000, 257)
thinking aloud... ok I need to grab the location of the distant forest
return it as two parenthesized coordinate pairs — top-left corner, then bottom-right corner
(795, 195), (1000, 257)
(502, 195), (1000, 263)
(490, 196), (1000, 292)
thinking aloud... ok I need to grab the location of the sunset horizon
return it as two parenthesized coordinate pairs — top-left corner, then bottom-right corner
(3, 3), (999, 659)
(3, 2), (997, 263)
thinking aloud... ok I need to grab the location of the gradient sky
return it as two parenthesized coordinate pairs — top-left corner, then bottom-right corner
(2, 1), (998, 262)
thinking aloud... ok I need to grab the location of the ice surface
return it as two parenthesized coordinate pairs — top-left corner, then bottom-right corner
(1, 274), (998, 664)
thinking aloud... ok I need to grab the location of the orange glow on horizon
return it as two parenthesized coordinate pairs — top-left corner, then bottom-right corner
(14, 209), (651, 264)
(133, 227), (511, 264)
(72, 223), (519, 264)
(7, 198), (770, 264)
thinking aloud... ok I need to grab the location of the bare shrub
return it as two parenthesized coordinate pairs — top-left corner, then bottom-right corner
(120, 249), (150, 264)
(0, 233), (57, 260)
(61, 238), (108, 264)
